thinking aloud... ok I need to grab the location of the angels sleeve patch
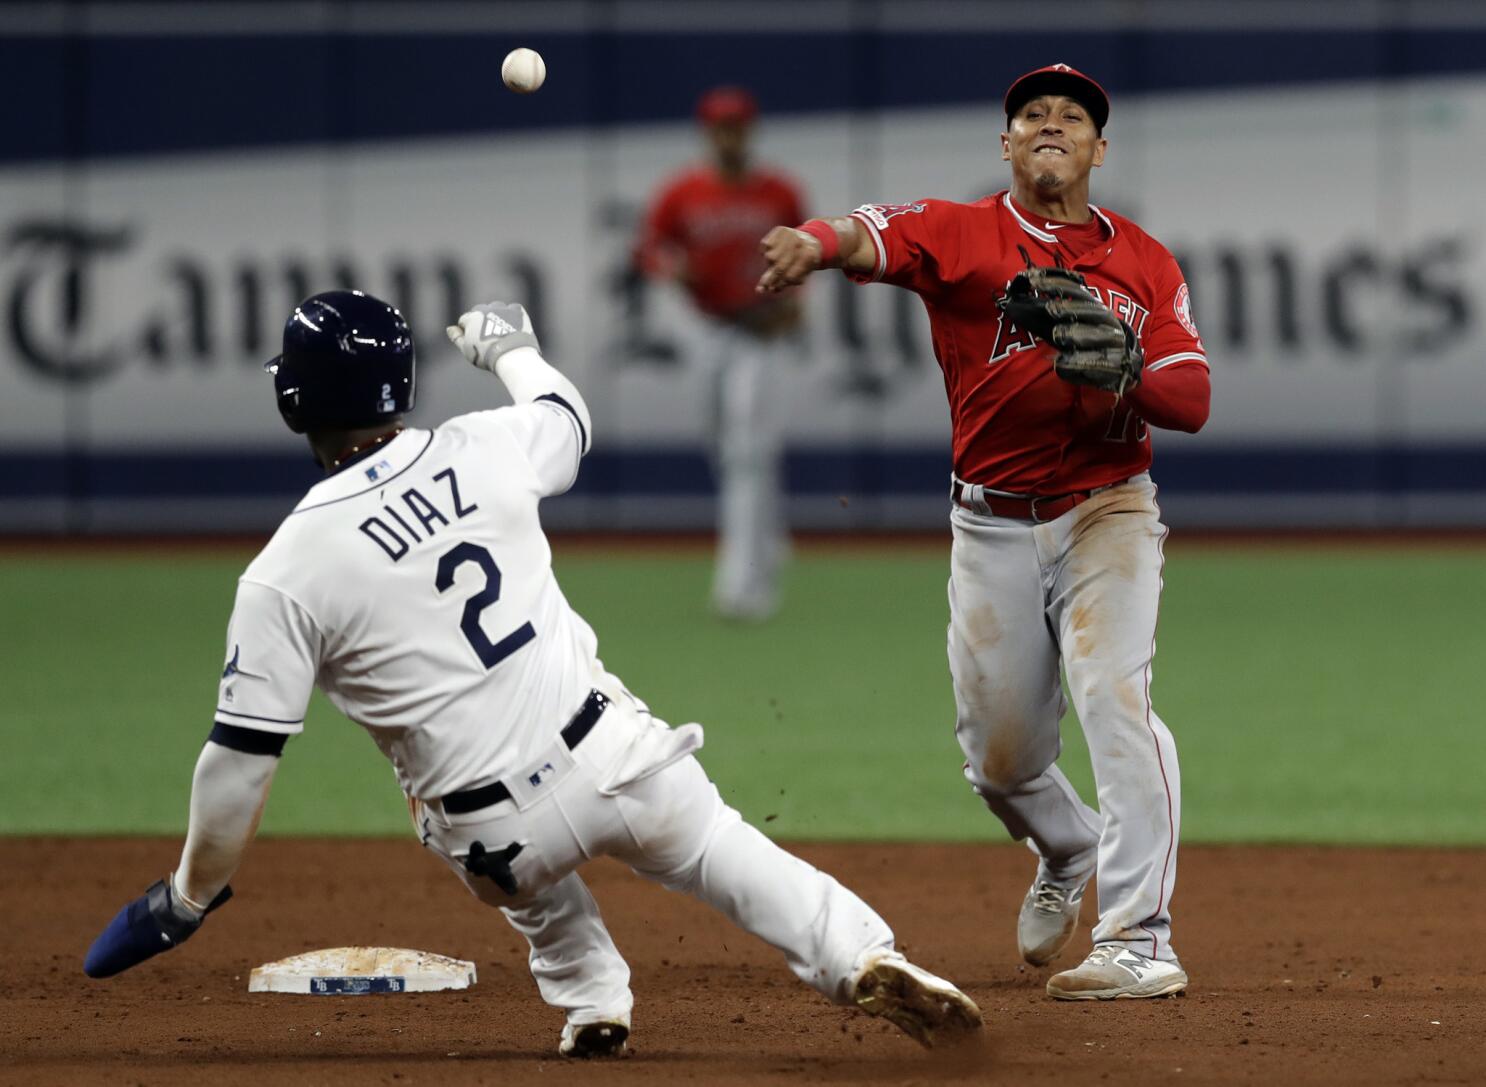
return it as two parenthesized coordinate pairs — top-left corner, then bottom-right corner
(1173, 283), (1199, 338)
(854, 202), (927, 231)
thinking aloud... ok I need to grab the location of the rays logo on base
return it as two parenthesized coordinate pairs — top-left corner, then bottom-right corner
(312, 975), (405, 994)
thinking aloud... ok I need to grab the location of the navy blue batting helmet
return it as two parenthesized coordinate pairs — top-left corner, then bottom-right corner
(265, 290), (415, 433)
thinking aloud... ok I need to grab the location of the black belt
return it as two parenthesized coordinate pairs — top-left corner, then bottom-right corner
(442, 689), (610, 815)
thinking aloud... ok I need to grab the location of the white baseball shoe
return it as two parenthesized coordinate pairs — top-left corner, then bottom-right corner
(557, 1017), (630, 1058)
(850, 951), (983, 1048)
(1018, 875), (1090, 966)
(1046, 945), (1188, 1000)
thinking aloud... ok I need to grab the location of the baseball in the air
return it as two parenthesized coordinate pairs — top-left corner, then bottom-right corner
(501, 48), (546, 94)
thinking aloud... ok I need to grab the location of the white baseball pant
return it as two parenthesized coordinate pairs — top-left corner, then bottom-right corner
(947, 473), (1182, 962)
(410, 688), (894, 1026)
(703, 321), (792, 618)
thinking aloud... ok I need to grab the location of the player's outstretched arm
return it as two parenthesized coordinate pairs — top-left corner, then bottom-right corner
(446, 301), (592, 455)
(756, 217), (876, 293)
(83, 735), (281, 978)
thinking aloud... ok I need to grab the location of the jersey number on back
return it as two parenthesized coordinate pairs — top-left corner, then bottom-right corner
(435, 542), (536, 670)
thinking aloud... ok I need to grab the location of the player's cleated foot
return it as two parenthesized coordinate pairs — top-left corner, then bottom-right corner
(558, 1018), (630, 1058)
(1018, 873), (1090, 966)
(1046, 945), (1187, 1000)
(850, 952), (983, 1048)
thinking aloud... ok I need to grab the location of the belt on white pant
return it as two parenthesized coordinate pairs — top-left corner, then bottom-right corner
(441, 689), (611, 815)
(950, 475), (1129, 523)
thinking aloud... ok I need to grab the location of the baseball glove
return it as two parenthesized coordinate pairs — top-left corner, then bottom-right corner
(997, 262), (1144, 394)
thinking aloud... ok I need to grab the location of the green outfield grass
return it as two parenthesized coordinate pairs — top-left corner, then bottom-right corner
(1, 543), (1480, 844)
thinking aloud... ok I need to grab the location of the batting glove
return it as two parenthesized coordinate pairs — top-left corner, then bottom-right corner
(446, 301), (542, 374)
(83, 877), (232, 978)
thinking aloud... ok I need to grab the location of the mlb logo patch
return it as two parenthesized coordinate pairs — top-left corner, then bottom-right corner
(365, 458), (393, 481)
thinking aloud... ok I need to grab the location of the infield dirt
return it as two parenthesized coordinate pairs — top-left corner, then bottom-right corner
(8, 839), (1483, 1086)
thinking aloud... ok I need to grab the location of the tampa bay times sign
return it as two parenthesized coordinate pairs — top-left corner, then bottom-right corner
(8, 213), (1467, 391)
(2, 87), (1482, 504)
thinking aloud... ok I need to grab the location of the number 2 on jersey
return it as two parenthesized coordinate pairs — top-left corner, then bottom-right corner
(435, 542), (536, 669)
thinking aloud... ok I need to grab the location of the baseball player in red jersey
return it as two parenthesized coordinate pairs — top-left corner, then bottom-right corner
(637, 86), (806, 620)
(756, 65), (1210, 999)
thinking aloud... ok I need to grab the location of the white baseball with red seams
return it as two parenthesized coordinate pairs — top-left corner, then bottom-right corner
(501, 48), (546, 94)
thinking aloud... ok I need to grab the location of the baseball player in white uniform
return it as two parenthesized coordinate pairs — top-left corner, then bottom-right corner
(82, 290), (982, 1056)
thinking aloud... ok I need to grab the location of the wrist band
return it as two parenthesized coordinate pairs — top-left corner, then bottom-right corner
(796, 220), (841, 266)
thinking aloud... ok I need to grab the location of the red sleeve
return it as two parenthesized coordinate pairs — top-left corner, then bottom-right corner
(846, 199), (956, 297)
(1125, 360), (1210, 433)
(1138, 246), (1208, 376)
(636, 179), (686, 279)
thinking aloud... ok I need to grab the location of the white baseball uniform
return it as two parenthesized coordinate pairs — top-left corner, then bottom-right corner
(700, 318), (793, 619)
(208, 360), (895, 1028)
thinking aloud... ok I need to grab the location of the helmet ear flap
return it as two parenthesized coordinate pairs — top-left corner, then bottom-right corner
(264, 355), (308, 433)
(278, 388), (308, 434)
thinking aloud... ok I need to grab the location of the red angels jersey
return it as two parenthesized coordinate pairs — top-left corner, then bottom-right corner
(640, 165), (805, 319)
(850, 191), (1207, 494)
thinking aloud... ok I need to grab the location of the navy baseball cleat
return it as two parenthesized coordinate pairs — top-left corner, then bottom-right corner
(84, 879), (231, 978)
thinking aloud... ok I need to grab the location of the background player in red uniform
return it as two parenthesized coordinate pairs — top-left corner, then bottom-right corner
(637, 87), (806, 620)
(756, 64), (1210, 1000)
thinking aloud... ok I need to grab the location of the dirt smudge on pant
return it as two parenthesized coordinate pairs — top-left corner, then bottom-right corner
(961, 601), (1003, 653)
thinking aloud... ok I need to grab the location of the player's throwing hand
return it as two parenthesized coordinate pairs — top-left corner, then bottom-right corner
(755, 226), (822, 293)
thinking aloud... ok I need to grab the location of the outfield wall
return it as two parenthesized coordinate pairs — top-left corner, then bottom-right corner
(3, 0), (1484, 532)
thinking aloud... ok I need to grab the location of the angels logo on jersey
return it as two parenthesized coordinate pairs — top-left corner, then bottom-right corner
(854, 202), (928, 231)
(989, 284), (1151, 364)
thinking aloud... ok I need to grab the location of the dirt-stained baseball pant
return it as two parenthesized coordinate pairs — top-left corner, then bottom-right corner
(411, 687), (893, 1025)
(704, 321), (791, 617)
(947, 473), (1181, 963)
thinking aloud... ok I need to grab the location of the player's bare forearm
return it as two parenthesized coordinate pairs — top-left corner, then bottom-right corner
(82, 737), (274, 977)
(174, 739), (280, 909)
(756, 217), (874, 293)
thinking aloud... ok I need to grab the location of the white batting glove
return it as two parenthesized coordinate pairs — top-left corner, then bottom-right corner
(445, 301), (542, 373)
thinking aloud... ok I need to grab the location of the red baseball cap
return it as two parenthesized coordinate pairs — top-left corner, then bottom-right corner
(1004, 63), (1110, 130)
(696, 85), (758, 126)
